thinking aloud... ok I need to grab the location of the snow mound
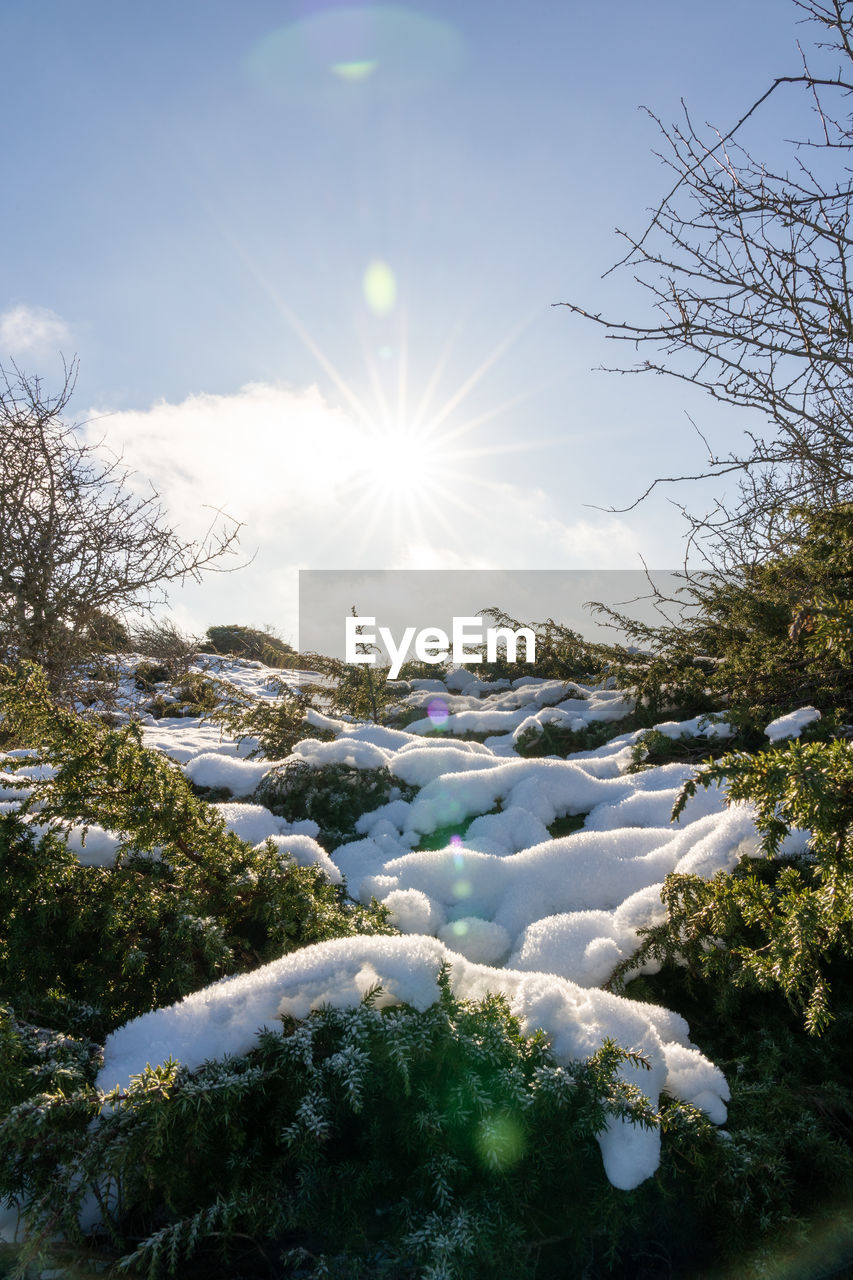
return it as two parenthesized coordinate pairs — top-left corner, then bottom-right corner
(33, 660), (814, 1196)
(97, 933), (729, 1193)
(765, 706), (821, 741)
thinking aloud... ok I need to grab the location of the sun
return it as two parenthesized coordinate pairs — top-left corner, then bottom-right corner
(213, 221), (552, 558)
(337, 416), (466, 555)
(325, 297), (553, 559)
(353, 423), (445, 499)
(377, 427), (434, 477)
(319, 324), (553, 559)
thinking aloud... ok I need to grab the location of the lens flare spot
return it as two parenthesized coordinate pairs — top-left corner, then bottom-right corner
(330, 58), (378, 81)
(448, 919), (469, 937)
(428, 697), (449, 728)
(363, 260), (397, 316)
(475, 1114), (526, 1171)
(433, 797), (464, 827)
(245, 9), (465, 103)
(452, 879), (472, 899)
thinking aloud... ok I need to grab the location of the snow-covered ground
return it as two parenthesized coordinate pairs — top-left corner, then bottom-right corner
(3, 657), (818, 1194)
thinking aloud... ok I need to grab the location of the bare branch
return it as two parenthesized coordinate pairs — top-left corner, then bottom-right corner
(0, 364), (244, 689)
(557, 1), (853, 557)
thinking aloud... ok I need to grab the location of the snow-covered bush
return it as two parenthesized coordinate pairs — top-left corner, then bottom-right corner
(595, 504), (853, 730)
(515, 715), (634, 759)
(0, 663), (392, 1035)
(615, 737), (853, 1034)
(208, 672), (333, 759)
(256, 759), (415, 849)
(201, 623), (294, 665)
(0, 972), (675, 1279)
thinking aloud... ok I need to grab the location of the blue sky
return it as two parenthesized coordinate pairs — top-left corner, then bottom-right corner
(0, 1), (805, 639)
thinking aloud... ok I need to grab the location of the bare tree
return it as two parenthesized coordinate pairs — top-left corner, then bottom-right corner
(0, 361), (242, 687)
(557, 0), (853, 565)
(129, 618), (202, 680)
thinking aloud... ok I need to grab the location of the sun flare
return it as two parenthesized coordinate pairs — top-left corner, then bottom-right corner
(215, 223), (553, 561)
(354, 424), (444, 498)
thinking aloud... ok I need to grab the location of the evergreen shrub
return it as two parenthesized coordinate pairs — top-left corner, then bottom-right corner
(614, 737), (853, 1034)
(594, 504), (853, 726)
(0, 973), (671, 1280)
(201, 624), (295, 666)
(207, 673), (334, 759)
(255, 760), (416, 850)
(0, 663), (391, 1036)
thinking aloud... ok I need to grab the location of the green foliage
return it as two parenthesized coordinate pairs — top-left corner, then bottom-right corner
(614, 737), (853, 1034)
(0, 663), (392, 1035)
(300, 651), (400, 725)
(0, 814), (231, 1037)
(0, 1004), (98, 1117)
(596, 504), (853, 726)
(623, 955), (853, 1277)
(587, 612), (723, 728)
(674, 738), (853, 863)
(477, 607), (608, 684)
(546, 814), (587, 839)
(0, 973), (666, 1280)
(515, 714), (638, 759)
(255, 760), (415, 850)
(201, 624), (294, 666)
(805, 593), (853, 665)
(206, 673), (335, 759)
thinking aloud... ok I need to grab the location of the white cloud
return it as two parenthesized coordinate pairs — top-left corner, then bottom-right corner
(0, 304), (71, 357)
(87, 381), (362, 541)
(84, 381), (670, 634)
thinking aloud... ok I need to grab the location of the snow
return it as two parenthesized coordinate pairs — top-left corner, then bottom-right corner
(61, 822), (124, 868)
(651, 715), (733, 741)
(183, 752), (276, 794)
(389, 743), (504, 789)
(259, 833), (342, 884)
(8, 656), (809, 1194)
(765, 706), (821, 741)
(384, 887), (446, 933)
(97, 932), (729, 1193)
(141, 720), (260, 763)
(292, 736), (392, 770)
(398, 678), (633, 739)
(438, 916), (512, 964)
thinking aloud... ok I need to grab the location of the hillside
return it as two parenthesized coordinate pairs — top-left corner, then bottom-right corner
(2, 641), (852, 1278)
